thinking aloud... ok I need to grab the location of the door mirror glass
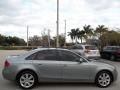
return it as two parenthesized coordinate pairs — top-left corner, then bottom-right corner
(79, 58), (83, 63)
(75, 58), (83, 63)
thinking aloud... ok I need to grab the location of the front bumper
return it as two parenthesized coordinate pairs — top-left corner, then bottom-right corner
(113, 69), (118, 81)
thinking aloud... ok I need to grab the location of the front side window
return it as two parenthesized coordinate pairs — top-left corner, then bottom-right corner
(58, 50), (80, 62)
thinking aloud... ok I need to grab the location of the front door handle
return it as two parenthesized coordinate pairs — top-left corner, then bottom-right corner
(38, 64), (42, 65)
(64, 64), (67, 67)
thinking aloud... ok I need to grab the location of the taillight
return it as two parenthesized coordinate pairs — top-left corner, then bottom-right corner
(84, 49), (90, 53)
(4, 60), (10, 68)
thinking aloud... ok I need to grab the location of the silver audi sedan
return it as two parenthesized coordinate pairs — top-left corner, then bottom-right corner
(2, 48), (118, 89)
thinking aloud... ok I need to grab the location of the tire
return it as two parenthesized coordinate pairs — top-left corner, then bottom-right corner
(110, 55), (116, 61)
(16, 71), (38, 89)
(95, 71), (112, 88)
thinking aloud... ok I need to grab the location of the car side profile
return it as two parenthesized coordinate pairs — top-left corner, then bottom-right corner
(2, 48), (117, 89)
(101, 46), (120, 60)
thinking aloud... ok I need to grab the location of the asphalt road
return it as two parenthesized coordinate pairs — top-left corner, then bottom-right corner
(0, 50), (120, 90)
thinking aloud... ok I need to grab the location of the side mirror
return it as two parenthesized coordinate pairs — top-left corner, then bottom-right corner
(79, 58), (83, 63)
(75, 58), (83, 63)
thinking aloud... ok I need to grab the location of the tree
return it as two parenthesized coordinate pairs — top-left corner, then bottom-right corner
(95, 25), (108, 38)
(68, 30), (74, 43)
(101, 30), (120, 46)
(77, 30), (85, 43)
(68, 28), (79, 43)
(0, 34), (6, 45)
(95, 25), (109, 49)
(53, 34), (65, 47)
(83, 25), (94, 39)
(29, 35), (41, 46)
(68, 29), (76, 42)
(41, 35), (49, 47)
(0, 34), (26, 46)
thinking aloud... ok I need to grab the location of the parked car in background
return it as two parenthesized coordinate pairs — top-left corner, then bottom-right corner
(2, 48), (117, 89)
(101, 46), (120, 60)
(70, 44), (100, 59)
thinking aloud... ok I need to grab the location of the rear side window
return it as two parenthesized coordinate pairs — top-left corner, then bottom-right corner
(34, 50), (57, 60)
(26, 52), (37, 60)
(85, 46), (97, 50)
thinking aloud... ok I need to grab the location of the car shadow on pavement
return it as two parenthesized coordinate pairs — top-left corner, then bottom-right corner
(34, 82), (118, 90)
(1, 82), (118, 90)
(36, 83), (95, 88)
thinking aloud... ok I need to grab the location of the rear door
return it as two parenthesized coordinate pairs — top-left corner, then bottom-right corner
(32, 49), (63, 81)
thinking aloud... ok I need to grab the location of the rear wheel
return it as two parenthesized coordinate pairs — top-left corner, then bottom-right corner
(16, 71), (38, 89)
(95, 71), (112, 88)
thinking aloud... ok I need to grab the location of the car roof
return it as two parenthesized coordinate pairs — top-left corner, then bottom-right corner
(31, 48), (69, 52)
(20, 48), (70, 58)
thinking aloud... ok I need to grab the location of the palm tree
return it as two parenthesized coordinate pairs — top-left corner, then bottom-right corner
(77, 30), (85, 43)
(68, 28), (79, 43)
(95, 25), (108, 38)
(83, 25), (94, 39)
(75, 28), (80, 43)
(68, 29), (75, 43)
(95, 25), (108, 49)
(68, 32), (74, 43)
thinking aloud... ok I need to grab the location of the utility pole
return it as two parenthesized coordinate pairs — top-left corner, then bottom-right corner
(56, 0), (59, 47)
(27, 26), (29, 47)
(64, 20), (66, 47)
(48, 29), (51, 47)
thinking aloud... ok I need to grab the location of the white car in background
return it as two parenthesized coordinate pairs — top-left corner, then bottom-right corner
(70, 44), (100, 59)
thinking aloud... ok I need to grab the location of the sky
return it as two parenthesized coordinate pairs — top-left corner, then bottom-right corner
(0, 0), (120, 42)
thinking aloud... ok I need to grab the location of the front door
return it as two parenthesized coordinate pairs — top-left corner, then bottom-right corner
(58, 50), (91, 82)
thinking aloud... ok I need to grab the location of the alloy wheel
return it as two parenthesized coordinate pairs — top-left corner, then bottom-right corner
(20, 73), (35, 88)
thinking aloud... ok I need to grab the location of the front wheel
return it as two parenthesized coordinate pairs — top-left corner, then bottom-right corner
(16, 71), (38, 89)
(95, 71), (112, 88)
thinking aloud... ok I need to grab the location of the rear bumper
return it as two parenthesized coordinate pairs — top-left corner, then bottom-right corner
(2, 68), (16, 81)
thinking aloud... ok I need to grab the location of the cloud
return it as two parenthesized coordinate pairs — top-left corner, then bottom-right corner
(0, 0), (120, 42)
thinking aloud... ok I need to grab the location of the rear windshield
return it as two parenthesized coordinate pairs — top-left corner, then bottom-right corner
(85, 46), (98, 50)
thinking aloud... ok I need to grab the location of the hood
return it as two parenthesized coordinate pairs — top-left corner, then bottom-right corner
(89, 59), (116, 68)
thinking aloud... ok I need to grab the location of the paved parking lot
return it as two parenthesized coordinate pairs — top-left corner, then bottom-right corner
(0, 50), (120, 90)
